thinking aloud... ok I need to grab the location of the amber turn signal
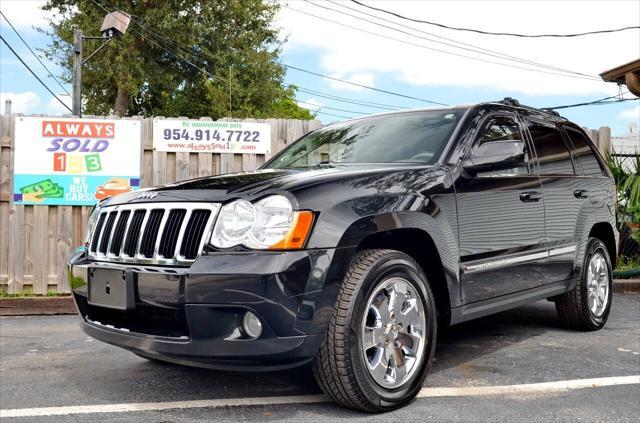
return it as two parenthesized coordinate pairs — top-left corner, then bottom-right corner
(269, 210), (315, 250)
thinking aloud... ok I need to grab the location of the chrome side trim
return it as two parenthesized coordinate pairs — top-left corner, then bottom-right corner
(462, 251), (548, 274)
(88, 202), (220, 266)
(548, 245), (577, 257)
(462, 245), (576, 274)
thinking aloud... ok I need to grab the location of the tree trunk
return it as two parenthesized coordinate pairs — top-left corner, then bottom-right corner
(114, 86), (130, 116)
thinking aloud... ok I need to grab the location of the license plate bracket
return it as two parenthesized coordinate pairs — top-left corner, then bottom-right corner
(88, 268), (135, 311)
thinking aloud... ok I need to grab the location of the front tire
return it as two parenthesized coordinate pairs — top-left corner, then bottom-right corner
(555, 238), (613, 331)
(312, 249), (437, 412)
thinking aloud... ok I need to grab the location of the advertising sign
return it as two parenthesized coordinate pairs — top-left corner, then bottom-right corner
(13, 117), (141, 206)
(153, 119), (271, 154)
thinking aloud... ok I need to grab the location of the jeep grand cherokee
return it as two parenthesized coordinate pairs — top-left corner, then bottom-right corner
(68, 98), (617, 412)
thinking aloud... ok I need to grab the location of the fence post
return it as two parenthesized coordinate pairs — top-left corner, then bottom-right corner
(598, 127), (612, 156)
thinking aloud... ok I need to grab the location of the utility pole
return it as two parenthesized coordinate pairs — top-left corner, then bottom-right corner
(72, 29), (83, 116)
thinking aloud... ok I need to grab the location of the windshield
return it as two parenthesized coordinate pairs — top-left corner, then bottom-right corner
(265, 110), (465, 169)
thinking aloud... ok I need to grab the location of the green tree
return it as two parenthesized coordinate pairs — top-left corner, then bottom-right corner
(41, 0), (314, 119)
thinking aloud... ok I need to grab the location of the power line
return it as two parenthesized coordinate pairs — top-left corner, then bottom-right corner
(94, 1), (449, 108)
(320, 0), (597, 79)
(287, 5), (600, 81)
(314, 110), (354, 120)
(133, 7), (448, 107)
(295, 87), (407, 111)
(0, 34), (72, 113)
(296, 99), (368, 115)
(285, 64), (448, 106)
(0, 10), (71, 96)
(546, 95), (638, 110)
(350, 0), (640, 38)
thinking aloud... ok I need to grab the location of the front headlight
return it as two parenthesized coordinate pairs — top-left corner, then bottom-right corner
(84, 204), (103, 245)
(211, 199), (257, 248)
(210, 195), (314, 250)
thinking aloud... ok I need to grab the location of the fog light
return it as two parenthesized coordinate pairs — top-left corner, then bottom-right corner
(242, 311), (262, 339)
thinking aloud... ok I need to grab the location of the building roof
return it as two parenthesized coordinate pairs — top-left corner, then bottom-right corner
(600, 58), (640, 84)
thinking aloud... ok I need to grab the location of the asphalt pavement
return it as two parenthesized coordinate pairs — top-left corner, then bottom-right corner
(1, 293), (638, 422)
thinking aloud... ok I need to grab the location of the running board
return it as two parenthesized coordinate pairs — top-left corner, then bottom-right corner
(449, 280), (572, 325)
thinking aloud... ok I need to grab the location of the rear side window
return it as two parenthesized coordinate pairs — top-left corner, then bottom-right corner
(528, 122), (575, 175)
(564, 127), (605, 176)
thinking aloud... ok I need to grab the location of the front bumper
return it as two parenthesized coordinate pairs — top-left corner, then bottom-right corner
(69, 247), (353, 370)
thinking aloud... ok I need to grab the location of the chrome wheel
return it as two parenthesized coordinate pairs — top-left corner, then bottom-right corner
(361, 277), (426, 389)
(587, 252), (609, 317)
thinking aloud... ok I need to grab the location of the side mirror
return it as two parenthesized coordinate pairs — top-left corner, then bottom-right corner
(462, 140), (526, 173)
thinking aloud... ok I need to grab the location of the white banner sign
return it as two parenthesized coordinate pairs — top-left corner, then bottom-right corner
(13, 117), (141, 206)
(153, 119), (271, 154)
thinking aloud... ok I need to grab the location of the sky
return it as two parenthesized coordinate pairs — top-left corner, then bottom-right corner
(1, 0), (639, 137)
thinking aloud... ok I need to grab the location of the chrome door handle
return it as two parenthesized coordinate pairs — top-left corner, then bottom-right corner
(574, 189), (589, 199)
(520, 191), (542, 202)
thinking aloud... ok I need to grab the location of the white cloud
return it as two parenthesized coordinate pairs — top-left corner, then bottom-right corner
(327, 73), (375, 92)
(0, 91), (40, 113)
(617, 105), (640, 122)
(297, 97), (324, 111)
(46, 93), (72, 115)
(278, 1), (640, 96)
(0, 0), (50, 30)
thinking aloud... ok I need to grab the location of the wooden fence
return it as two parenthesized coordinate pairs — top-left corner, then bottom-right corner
(0, 113), (612, 295)
(0, 114), (321, 295)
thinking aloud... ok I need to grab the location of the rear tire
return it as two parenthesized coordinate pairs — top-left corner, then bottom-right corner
(555, 238), (613, 331)
(312, 249), (437, 412)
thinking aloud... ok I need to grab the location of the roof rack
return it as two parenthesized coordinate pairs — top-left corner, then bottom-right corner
(494, 97), (563, 118)
(539, 108), (561, 117)
(498, 97), (521, 107)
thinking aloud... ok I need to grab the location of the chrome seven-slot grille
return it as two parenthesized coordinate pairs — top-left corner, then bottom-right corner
(88, 203), (221, 265)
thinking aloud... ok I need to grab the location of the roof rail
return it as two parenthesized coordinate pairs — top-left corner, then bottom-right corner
(498, 97), (521, 106)
(539, 108), (561, 117)
(494, 97), (563, 118)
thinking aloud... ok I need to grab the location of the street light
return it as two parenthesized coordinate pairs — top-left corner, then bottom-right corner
(72, 11), (130, 116)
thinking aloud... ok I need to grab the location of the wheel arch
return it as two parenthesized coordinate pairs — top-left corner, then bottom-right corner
(356, 227), (454, 326)
(589, 222), (617, 268)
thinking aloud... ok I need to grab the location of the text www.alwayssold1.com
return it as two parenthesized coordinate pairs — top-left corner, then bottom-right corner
(165, 142), (259, 151)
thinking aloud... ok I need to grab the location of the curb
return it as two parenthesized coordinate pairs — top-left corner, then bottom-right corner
(1, 280), (638, 317)
(613, 278), (640, 293)
(0, 296), (77, 316)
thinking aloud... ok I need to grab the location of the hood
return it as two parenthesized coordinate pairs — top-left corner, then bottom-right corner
(103, 164), (443, 206)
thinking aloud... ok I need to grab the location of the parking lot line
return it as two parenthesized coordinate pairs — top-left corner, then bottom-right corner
(417, 375), (640, 398)
(1, 375), (638, 418)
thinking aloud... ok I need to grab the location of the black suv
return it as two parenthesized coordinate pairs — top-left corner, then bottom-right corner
(69, 99), (618, 412)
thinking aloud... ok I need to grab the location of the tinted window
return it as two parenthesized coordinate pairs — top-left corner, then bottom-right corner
(478, 116), (522, 145)
(475, 116), (528, 175)
(266, 110), (464, 168)
(564, 126), (604, 176)
(528, 122), (575, 175)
